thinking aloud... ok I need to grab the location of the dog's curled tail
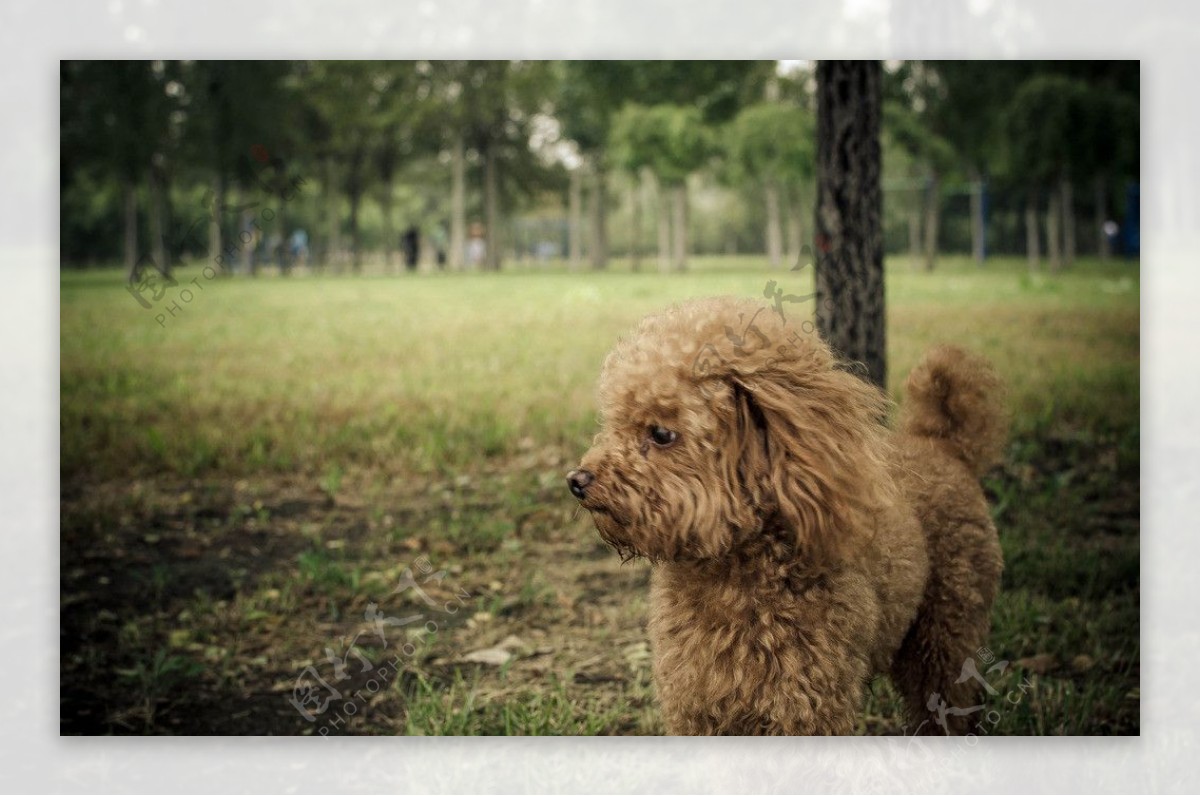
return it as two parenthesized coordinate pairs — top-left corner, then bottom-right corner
(899, 345), (1009, 476)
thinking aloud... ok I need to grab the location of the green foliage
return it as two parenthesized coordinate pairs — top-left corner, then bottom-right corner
(890, 60), (1139, 190)
(1005, 74), (1097, 185)
(609, 104), (714, 185)
(723, 102), (815, 185)
(558, 60), (773, 155)
(59, 60), (1140, 269)
(883, 99), (958, 175)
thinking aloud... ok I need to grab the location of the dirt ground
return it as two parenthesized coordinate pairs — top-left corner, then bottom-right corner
(61, 446), (670, 735)
(61, 424), (1139, 735)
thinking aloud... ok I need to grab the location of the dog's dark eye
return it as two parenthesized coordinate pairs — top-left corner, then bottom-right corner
(649, 426), (678, 447)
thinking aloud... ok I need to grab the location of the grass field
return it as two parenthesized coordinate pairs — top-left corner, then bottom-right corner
(60, 254), (1140, 735)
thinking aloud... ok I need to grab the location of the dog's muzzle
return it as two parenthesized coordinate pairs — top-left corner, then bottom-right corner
(566, 468), (594, 500)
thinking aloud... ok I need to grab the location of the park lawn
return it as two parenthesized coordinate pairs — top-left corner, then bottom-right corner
(59, 254), (1139, 735)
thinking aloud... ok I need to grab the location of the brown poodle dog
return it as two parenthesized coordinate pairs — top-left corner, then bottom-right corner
(567, 296), (1007, 735)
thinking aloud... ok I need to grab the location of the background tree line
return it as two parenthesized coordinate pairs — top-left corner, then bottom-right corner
(59, 60), (1139, 279)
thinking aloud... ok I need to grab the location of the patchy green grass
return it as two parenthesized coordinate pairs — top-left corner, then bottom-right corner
(402, 670), (643, 736)
(60, 254), (1138, 735)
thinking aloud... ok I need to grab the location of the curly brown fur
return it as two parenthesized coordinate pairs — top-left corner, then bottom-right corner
(568, 297), (1006, 735)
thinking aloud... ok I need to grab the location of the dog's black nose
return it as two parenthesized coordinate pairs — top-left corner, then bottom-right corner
(567, 469), (594, 499)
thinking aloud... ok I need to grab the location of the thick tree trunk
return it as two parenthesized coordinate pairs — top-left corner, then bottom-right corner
(1095, 176), (1110, 261)
(765, 180), (784, 268)
(450, 134), (466, 270)
(1025, 190), (1040, 272)
(657, 178), (671, 273)
(589, 166), (608, 270)
(1061, 178), (1075, 268)
(148, 162), (169, 277)
(923, 172), (940, 272)
(1047, 187), (1062, 273)
(568, 168), (583, 270)
(672, 183), (688, 272)
(970, 175), (986, 264)
(815, 60), (886, 390)
(484, 144), (500, 271)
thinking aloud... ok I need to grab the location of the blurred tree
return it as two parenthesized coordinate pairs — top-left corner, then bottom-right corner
(374, 102), (404, 272)
(557, 61), (625, 269)
(610, 104), (714, 271)
(877, 61), (1139, 268)
(462, 60), (509, 271)
(418, 60), (473, 270)
(304, 61), (383, 272)
(883, 98), (956, 271)
(427, 60), (557, 271)
(559, 60), (772, 269)
(61, 61), (164, 279)
(371, 62), (429, 272)
(1044, 62), (1139, 261)
(725, 102), (816, 268)
(920, 61), (1031, 264)
(1005, 73), (1096, 272)
(815, 60), (886, 389)
(187, 61), (294, 274)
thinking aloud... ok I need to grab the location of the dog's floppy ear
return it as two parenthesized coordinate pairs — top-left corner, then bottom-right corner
(730, 381), (770, 497)
(731, 366), (894, 566)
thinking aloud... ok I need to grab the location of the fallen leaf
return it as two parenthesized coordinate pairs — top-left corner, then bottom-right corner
(1015, 653), (1058, 674)
(460, 648), (513, 666)
(497, 635), (532, 657)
